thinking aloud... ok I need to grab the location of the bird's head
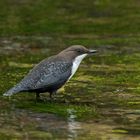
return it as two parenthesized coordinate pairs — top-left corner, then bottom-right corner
(59, 45), (97, 60)
(64, 45), (97, 55)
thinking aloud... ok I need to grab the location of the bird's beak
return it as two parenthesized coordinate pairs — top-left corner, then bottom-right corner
(88, 49), (97, 54)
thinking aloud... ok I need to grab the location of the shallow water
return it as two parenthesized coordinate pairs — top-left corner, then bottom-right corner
(0, 36), (140, 139)
(0, 103), (139, 140)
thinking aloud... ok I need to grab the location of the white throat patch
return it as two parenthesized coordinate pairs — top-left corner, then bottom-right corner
(68, 54), (87, 80)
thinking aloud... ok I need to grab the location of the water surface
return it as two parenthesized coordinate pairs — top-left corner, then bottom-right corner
(0, 36), (140, 139)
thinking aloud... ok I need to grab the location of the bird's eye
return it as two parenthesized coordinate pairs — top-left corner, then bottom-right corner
(77, 50), (81, 53)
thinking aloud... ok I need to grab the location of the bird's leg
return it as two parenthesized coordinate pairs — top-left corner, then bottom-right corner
(49, 92), (53, 100)
(49, 91), (56, 100)
(36, 93), (41, 101)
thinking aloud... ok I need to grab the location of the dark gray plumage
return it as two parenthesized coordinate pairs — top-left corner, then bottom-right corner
(4, 45), (97, 99)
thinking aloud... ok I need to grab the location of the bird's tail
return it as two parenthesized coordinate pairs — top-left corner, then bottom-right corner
(3, 84), (22, 96)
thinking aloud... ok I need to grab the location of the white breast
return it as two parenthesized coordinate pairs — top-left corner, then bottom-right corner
(68, 54), (87, 80)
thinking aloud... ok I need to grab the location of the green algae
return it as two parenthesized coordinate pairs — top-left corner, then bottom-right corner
(0, 0), (140, 139)
(0, 48), (140, 139)
(15, 101), (98, 121)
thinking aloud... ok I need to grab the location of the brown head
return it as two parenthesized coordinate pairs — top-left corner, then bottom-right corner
(59, 45), (97, 60)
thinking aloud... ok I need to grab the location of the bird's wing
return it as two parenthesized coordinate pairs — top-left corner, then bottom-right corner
(32, 61), (72, 90)
(19, 56), (72, 90)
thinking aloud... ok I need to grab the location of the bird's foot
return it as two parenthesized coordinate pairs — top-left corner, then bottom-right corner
(49, 92), (56, 101)
(35, 93), (44, 103)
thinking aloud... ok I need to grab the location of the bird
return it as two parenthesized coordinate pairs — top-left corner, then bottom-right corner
(3, 45), (97, 100)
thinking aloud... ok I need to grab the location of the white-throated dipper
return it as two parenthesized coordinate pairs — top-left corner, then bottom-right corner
(4, 45), (97, 100)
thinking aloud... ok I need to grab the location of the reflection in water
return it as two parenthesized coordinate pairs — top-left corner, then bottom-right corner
(67, 109), (81, 140)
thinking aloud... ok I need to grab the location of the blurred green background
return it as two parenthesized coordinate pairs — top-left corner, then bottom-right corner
(0, 0), (140, 36)
(0, 0), (140, 139)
